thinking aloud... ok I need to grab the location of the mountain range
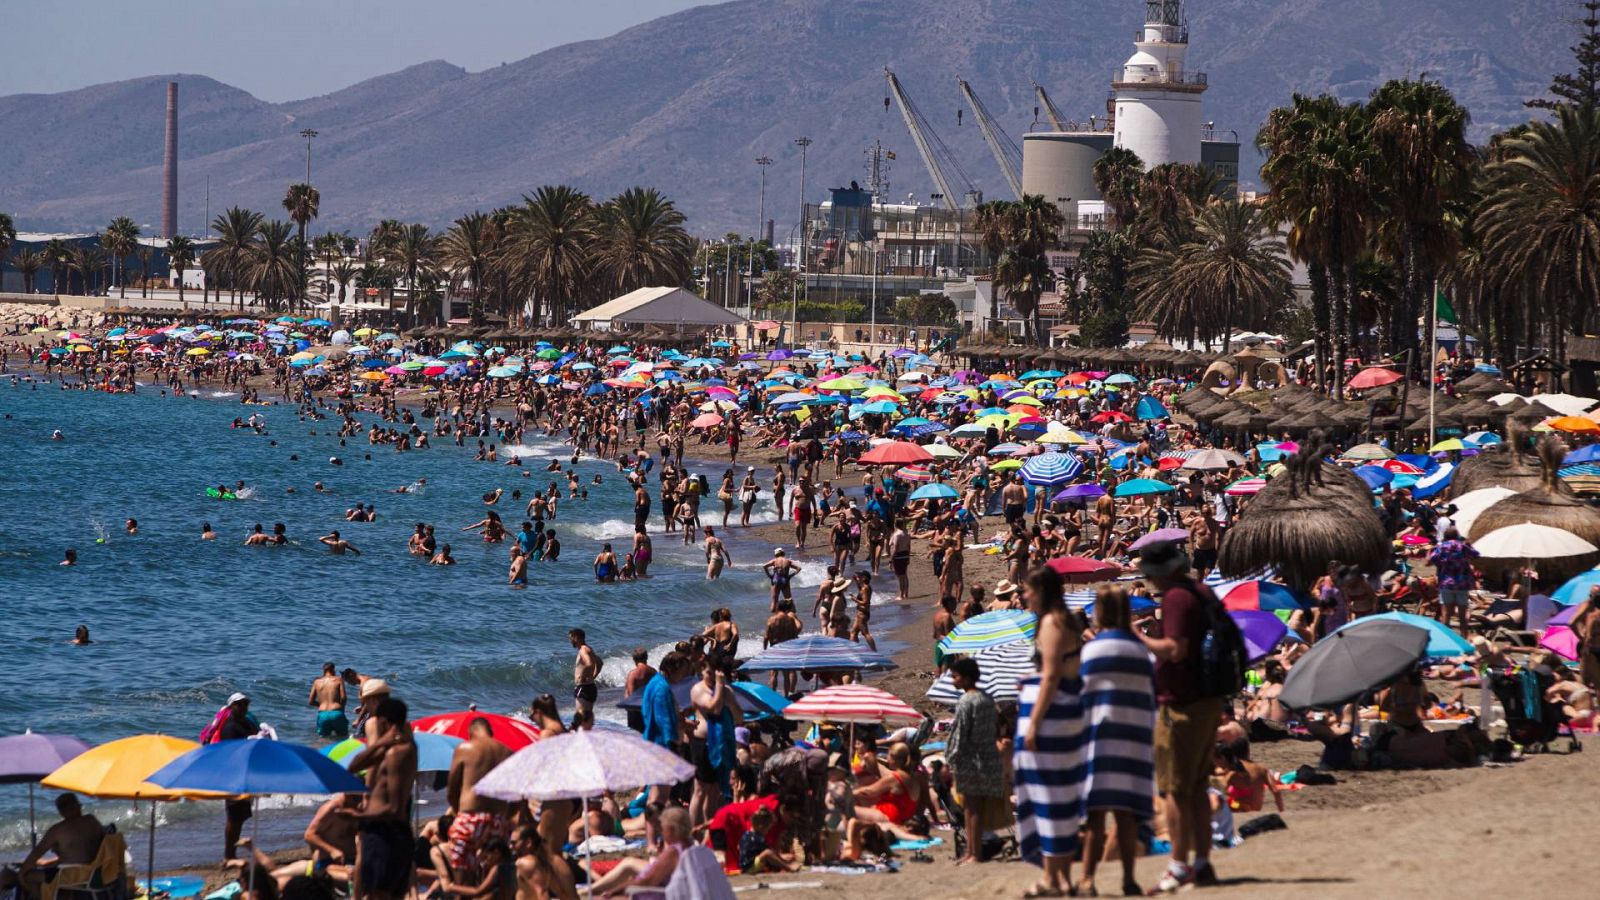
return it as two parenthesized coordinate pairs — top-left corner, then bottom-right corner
(0, 0), (1578, 237)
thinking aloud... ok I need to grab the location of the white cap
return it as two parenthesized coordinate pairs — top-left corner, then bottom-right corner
(227, 692), (249, 705)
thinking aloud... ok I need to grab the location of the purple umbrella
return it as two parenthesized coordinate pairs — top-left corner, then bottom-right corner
(1549, 605), (1578, 627)
(1053, 483), (1107, 502)
(765, 348), (795, 361)
(0, 730), (92, 846)
(1129, 528), (1191, 552)
(1229, 610), (1289, 663)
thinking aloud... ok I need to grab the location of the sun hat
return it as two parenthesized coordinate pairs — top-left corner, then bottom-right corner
(360, 678), (391, 699)
(227, 692), (249, 705)
(994, 579), (1019, 597)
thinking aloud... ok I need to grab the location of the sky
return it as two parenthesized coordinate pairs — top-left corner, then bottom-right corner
(2, 0), (710, 101)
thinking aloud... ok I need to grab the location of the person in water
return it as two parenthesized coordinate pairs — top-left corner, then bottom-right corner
(593, 544), (619, 583)
(60, 548), (77, 566)
(508, 547), (529, 588)
(125, 518), (138, 535)
(432, 543), (456, 566)
(309, 662), (350, 739)
(72, 624), (93, 645)
(201, 522), (217, 540)
(319, 531), (361, 555)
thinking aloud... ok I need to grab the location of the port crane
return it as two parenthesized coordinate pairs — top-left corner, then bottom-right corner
(958, 78), (1023, 199)
(883, 68), (978, 210)
(1033, 82), (1069, 131)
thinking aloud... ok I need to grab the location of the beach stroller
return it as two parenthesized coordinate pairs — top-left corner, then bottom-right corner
(929, 770), (1017, 863)
(1489, 668), (1582, 753)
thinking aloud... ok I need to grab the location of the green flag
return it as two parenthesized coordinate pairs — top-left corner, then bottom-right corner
(1434, 289), (1459, 326)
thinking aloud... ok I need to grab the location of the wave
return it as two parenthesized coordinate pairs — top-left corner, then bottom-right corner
(208, 391), (238, 399)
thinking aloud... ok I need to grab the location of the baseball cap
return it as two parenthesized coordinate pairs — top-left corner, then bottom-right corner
(360, 678), (391, 700)
(227, 692), (249, 705)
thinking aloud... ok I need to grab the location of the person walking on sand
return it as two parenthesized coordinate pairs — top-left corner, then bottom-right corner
(889, 520), (912, 603)
(308, 662), (350, 739)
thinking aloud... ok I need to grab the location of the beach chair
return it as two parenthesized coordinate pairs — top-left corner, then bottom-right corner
(46, 831), (130, 900)
(625, 844), (735, 900)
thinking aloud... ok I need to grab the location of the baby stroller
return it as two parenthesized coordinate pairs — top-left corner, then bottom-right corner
(928, 765), (1018, 863)
(1489, 667), (1582, 753)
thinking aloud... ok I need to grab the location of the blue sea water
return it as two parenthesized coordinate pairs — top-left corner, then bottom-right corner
(0, 378), (815, 864)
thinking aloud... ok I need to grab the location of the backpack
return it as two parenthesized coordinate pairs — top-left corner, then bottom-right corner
(1190, 580), (1249, 698)
(198, 706), (231, 744)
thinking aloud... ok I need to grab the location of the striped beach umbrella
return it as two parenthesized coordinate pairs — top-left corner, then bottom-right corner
(1225, 476), (1267, 496)
(1021, 451), (1084, 486)
(894, 464), (934, 483)
(740, 634), (896, 672)
(925, 640), (1036, 705)
(938, 609), (1038, 655)
(783, 684), (923, 726)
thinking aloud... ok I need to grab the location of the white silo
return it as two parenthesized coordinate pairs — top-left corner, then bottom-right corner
(1112, 0), (1206, 167)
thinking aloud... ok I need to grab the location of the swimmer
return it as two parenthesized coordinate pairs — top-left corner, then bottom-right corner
(60, 548), (77, 566)
(483, 488), (504, 506)
(329, 457), (343, 466)
(430, 543), (456, 566)
(51, 429), (63, 440)
(201, 522), (217, 540)
(245, 524), (270, 545)
(125, 518), (138, 535)
(318, 531), (361, 555)
(71, 624), (93, 645)
(315, 482), (327, 492)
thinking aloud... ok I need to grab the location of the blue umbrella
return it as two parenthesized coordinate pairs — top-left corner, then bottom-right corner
(1135, 396), (1169, 420)
(1566, 445), (1600, 466)
(1553, 568), (1600, 605)
(148, 740), (366, 796)
(1335, 612), (1473, 659)
(1114, 478), (1174, 497)
(909, 483), (959, 501)
(303, 318), (333, 327)
(1353, 466), (1394, 490)
(1021, 451), (1084, 486)
(741, 634), (896, 672)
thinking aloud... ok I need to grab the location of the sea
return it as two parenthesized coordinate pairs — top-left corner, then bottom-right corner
(0, 376), (860, 868)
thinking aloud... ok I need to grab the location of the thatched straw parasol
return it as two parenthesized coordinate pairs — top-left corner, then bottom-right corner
(1467, 437), (1600, 581)
(1456, 372), (1513, 397)
(1217, 436), (1390, 589)
(1448, 425), (1546, 498)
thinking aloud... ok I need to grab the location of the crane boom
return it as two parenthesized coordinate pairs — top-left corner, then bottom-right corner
(1033, 83), (1069, 132)
(959, 78), (1023, 199)
(884, 68), (973, 210)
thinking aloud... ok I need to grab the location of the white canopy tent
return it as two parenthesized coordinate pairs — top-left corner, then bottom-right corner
(570, 287), (746, 332)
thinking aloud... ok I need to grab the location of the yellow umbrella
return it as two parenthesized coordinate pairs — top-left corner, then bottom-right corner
(817, 376), (866, 391)
(991, 459), (1022, 472)
(975, 413), (1018, 430)
(1041, 425), (1088, 445)
(354, 327), (378, 337)
(1008, 396), (1044, 407)
(184, 347), (210, 356)
(359, 371), (389, 381)
(72, 345), (95, 353)
(863, 387), (907, 402)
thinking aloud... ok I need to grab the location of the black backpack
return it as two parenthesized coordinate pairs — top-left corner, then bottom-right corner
(1189, 579), (1249, 698)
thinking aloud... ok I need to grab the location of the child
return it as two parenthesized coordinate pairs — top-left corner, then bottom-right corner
(438, 837), (516, 900)
(739, 807), (802, 874)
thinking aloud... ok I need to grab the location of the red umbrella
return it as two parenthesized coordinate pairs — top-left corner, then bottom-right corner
(858, 441), (934, 465)
(1091, 410), (1134, 424)
(412, 711), (541, 750)
(1370, 459), (1425, 475)
(1156, 456), (1186, 471)
(782, 684), (922, 725)
(1347, 366), (1402, 390)
(1045, 555), (1121, 583)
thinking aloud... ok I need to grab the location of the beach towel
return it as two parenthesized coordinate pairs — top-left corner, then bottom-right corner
(1014, 674), (1086, 863)
(1078, 630), (1156, 819)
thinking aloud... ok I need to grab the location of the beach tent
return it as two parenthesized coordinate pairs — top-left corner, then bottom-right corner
(571, 287), (747, 332)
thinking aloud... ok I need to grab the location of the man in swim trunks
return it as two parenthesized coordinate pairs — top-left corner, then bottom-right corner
(569, 629), (601, 727)
(889, 520), (912, 603)
(763, 548), (801, 612)
(308, 662), (350, 739)
(337, 697), (417, 900)
(319, 530), (361, 555)
(1000, 476), (1028, 528)
(446, 717), (513, 885)
(508, 548), (529, 588)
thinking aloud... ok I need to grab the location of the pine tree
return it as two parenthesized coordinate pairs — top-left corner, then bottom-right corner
(1529, 1), (1600, 110)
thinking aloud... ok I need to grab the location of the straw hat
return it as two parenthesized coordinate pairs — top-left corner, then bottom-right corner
(360, 678), (391, 700)
(994, 579), (1019, 597)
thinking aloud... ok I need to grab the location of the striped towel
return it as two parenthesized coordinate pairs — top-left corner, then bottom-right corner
(1078, 631), (1156, 818)
(1014, 674), (1086, 862)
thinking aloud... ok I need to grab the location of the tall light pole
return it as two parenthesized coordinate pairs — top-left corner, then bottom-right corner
(791, 136), (812, 347)
(753, 156), (772, 313)
(298, 128), (318, 311)
(300, 128), (318, 185)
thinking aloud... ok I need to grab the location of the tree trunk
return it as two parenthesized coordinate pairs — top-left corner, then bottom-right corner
(1310, 261), (1330, 392)
(1331, 261), (1350, 400)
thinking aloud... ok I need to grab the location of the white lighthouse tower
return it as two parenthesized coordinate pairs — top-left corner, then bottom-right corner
(1112, 0), (1207, 168)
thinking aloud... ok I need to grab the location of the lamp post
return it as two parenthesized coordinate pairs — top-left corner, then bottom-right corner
(791, 136), (812, 347)
(298, 128), (318, 311)
(300, 128), (318, 185)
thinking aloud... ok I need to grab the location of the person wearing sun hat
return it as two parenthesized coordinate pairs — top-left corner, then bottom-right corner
(992, 579), (1021, 610)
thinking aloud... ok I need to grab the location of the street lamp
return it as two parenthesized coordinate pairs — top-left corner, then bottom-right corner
(299, 128), (318, 185)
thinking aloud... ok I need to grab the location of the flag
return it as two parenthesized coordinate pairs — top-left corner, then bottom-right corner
(1434, 289), (1459, 326)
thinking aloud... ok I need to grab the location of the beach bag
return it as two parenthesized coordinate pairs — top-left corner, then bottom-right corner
(198, 706), (231, 744)
(1195, 583), (1249, 698)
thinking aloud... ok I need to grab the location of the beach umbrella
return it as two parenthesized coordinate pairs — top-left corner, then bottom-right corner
(938, 610), (1038, 655)
(858, 440), (933, 465)
(1449, 486), (1517, 536)
(1182, 448), (1245, 471)
(0, 731), (91, 847)
(1229, 610), (1289, 662)
(1114, 478), (1174, 497)
(893, 464), (934, 483)
(1224, 476), (1268, 496)
(322, 731), (463, 772)
(413, 711), (542, 750)
(926, 640), (1035, 705)
(926, 443), (963, 459)
(1220, 580), (1311, 612)
(741, 634), (896, 672)
(1340, 443), (1395, 461)
(1540, 621), (1581, 660)
(615, 679), (789, 721)
(1473, 522), (1599, 559)
(1135, 396), (1170, 420)
(1278, 619), (1430, 709)
(1021, 451), (1084, 486)
(690, 412), (724, 428)
(148, 739), (366, 796)
(909, 482), (959, 501)
(1129, 527), (1191, 552)
(1336, 612), (1473, 659)
(1054, 483), (1107, 502)
(476, 729), (694, 804)
(1353, 466), (1394, 490)
(1044, 555), (1121, 582)
(1552, 567), (1600, 605)
(783, 684), (923, 726)
(1347, 366), (1402, 391)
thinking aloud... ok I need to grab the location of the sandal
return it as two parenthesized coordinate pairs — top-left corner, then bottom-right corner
(1022, 886), (1065, 899)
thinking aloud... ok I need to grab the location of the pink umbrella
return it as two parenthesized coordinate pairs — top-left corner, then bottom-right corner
(690, 412), (724, 428)
(783, 684), (923, 726)
(1540, 624), (1580, 660)
(384, 365), (408, 375)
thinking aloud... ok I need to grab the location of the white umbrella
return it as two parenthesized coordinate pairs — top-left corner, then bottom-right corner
(1473, 522), (1599, 559)
(1449, 487), (1518, 537)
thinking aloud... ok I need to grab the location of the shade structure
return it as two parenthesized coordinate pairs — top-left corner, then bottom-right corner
(909, 482), (959, 501)
(148, 739), (367, 796)
(1279, 619), (1430, 710)
(740, 634), (896, 672)
(1473, 522), (1600, 560)
(1336, 612), (1473, 659)
(1020, 451), (1083, 486)
(1552, 567), (1600, 605)
(782, 684), (923, 726)
(925, 640), (1034, 705)
(1448, 486), (1517, 536)
(474, 730), (695, 803)
(413, 711), (541, 751)
(858, 441), (934, 465)
(323, 731), (463, 772)
(1114, 478), (1174, 497)
(1129, 527), (1190, 552)
(937, 609), (1038, 655)
(1220, 580), (1310, 612)
(1224, 477), (1267, 496)
(1045, 555), (1121, 583)
(1054, 483), (1106, 502)
(42, 735), (211, 800)
(0, 732), (90, 784)
(1540, 623), (1581, 660)
(1229, 610), (1288, 663)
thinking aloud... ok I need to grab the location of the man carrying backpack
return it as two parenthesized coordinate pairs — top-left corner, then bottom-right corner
(1136, 540), (1233, 894)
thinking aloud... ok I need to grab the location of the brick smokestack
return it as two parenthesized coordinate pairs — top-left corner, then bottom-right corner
(163, 81), (178, 238)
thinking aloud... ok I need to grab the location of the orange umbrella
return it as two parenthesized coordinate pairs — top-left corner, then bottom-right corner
(1548, 415), (1600, 434)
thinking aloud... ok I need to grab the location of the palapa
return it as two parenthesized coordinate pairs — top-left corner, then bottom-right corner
(1448, 425), (1546, 498)
(1467, 437), (1600, 581)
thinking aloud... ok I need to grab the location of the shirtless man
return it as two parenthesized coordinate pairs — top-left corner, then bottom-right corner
(1094, 490), (1117, 557)
(703, 527), (731, 579)
(508, 548), (529, 589)
(338, 698), (418, 900)
(569, 629), (601, 728)
(1000, 476), (1028, 528)
(319, 530), (361, 555)
(309, 662), (350, 739)
(763, 600), (803, 694)
(888, 521), (912, 603)
(19, 794), (103, 900)
(244, 523), (271, 546)
(446, 718), (514, 886)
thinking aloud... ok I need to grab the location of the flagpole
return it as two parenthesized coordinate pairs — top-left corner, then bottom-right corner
(1428, 278), (1440, 447)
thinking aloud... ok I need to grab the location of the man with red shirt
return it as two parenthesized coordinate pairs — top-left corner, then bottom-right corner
(1136, 540), (1224, 894)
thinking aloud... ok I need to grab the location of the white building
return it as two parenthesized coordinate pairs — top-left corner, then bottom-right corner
(1112, 0), (1208, 168)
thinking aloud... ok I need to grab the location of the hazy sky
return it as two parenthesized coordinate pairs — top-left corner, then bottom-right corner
(2, 0), (710, 101)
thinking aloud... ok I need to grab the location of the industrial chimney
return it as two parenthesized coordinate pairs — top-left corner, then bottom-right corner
(163, 81), (178, 238)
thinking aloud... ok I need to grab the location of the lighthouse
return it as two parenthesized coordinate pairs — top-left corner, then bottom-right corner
(1112, 0), (1207, 168)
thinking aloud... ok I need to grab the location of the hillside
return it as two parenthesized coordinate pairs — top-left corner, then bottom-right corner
(0, 0), (1575, 236)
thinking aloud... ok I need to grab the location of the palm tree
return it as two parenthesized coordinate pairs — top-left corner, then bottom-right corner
(326, 258), (359, 306)
(1134, 200), (1293, 351)
(282, 183), (320, 308)
(1092, 146), (1145, 230)
(1137, 163), (1219, 245)
(502, 186), (597, 325)
(42, 239), (69, 294)
(242, 220), (300, 310)
(136, 244), (153, 298)
(71, 242), (109, 296)
(971, 200), (1016, 325)
(204, 207), (263, 310)
(166, 235), (196, 309)
(0, 213), (15, 275)
(594, 187), (695, 296)
(103, 216), (140, 298)
(391, 223), (439, 324)
(12, 249), (44, 294)
(1477, 104), (1600, 378)
(442, 212), (492, 324)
